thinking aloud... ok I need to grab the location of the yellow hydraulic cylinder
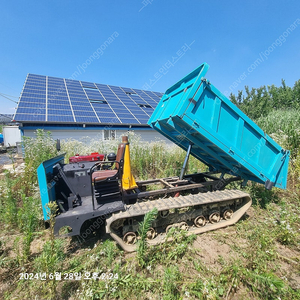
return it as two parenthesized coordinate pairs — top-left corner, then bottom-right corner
(122, 140), (138, 190)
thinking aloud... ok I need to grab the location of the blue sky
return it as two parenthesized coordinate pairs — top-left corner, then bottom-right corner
(0, 0), (299, 114)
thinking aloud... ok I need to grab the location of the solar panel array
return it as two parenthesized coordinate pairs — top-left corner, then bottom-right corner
(14, 74), (163, 124)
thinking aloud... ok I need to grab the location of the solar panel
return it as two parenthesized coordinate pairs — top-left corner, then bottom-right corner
(27, 74), (45, 80)
(85, 90), (104, 100)
(72, 104), (94, 109)
(18, 103), (45, 109)
(98, 117), (121, 123)
(65, 78), (80, 84)
(25, 84), (45, 89)
(20, 97), (44, 103)
(69, 98), (87, 102)
(81, 81), (97, 88)
(48, 115), (74, 122)
(96, 114), (118, 120)
(14, 74), (163, 124)
(48, 110), (73, 116)
(48, 104), (69, 110)
(94, 112), (116, 118)
(14, 113), (45, 121)
(94, 83), (107, 88)
(135, 117), (150, 121)
(75, 116), (98, 123)
(118, 118), (140, 124)
(73, 111), (97, 117)
(16, 108), (44, 114)
(69, 92), (85, 96)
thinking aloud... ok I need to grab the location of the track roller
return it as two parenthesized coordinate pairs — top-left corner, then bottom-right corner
(179, 222), (189, 231)
(146, 228), (156, 240)
(194, 216), (206, 227)
(123, 232), (137, 245)
(209, 211), (220, 223)
(166, 224), (174, 233)
(223, 209), (233, 220)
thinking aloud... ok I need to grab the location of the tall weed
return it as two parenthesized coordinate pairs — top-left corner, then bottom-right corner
(23, 129), (58, 169)
(255, 109), (300, 155)
(137, 208), (158, 267)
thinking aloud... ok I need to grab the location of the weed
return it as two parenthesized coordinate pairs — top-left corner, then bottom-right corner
(23, 129), (58, 173)
(256, 109), (300, 156)
(274, 205), (299, 246)
(162, 266), (181, 300)
(137, 207), (158, 267)
(101, 240), (118, 268)
(245, 182), (278, 208)
(22, 214), (35, 261)
(3, 171), (18, 225)
(0, 239), (3, 256)
(148, 228), (196, 266)
(249, 271), (285, 299)
(68, 256), (82, 270)
(33, 201), (64, 299)
(13, 236), (22, 266)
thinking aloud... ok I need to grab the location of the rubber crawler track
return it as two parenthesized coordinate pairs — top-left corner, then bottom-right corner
(106, 189), (252, 252)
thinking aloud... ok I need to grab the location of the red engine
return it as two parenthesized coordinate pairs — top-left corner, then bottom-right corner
(69, 152), (105, 163)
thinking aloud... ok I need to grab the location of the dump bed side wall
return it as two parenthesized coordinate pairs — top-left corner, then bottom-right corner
(148, 63), (290, 189)
(149, 63), (209, 125)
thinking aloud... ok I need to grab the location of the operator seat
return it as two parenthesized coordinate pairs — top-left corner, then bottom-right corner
(91, 138), (126, 182)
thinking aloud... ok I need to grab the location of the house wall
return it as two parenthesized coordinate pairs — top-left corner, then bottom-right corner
(21, 127), (171, 144)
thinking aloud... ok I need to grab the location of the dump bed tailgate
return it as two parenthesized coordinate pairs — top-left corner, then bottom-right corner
(148, 63), (289, 189)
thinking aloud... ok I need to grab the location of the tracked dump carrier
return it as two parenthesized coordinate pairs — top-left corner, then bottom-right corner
(37, 63), (289, 251)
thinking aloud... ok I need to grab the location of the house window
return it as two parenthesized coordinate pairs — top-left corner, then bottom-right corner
(104, 129), (116, 140)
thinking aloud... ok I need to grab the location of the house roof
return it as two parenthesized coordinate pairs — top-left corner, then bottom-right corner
(13, 74), (163, 125)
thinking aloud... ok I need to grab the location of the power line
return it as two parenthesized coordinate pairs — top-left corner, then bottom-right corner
(0, 93), (18, 104)
(0, 93), (18, 98)
(0, 113), (13, 119)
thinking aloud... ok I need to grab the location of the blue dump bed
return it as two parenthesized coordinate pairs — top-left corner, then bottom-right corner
(148, 63), (289, 189)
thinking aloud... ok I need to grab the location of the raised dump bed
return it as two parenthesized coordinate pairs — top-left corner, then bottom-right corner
(148, 63), (289, 189)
